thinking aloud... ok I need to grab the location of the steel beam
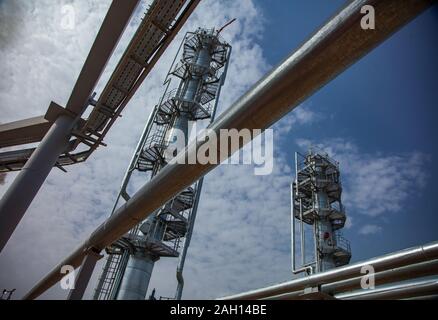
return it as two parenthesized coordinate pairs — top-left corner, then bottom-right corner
(65, 0), (140, 115)
(0, 114), (76, 252)
(0, 0), (140, 253)
(0, 116), (51, 148)
(22, 0), (434, 299)
(67, 251), (103, 300)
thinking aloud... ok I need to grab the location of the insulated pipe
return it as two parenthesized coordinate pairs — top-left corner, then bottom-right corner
(221, 242), (438, 300)
(322, 258), (438, 294)
(336, 279), (438, 300)
(23, 0), (434, 299)
(259, 259), (438, 300)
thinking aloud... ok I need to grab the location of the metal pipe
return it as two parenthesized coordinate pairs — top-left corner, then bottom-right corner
(337, 279), (438, 300)
(322, 258), (438, 294)
(116, 252), (156, 300)
(0, 115), (76, 252)
(23, 0), (434, 299)
(259, 259), (438, 300)
(291, 182), (296, 272)
(175, 178), (204, 300)
(220, 241), (438, 300)
(299, 199), (305, 268)
(0, 0), (140, 253)
(314, 222), (320, 272)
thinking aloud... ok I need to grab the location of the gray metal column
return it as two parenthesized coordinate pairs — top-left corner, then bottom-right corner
(68, 251), (103, 300)
(315, 191), (336, 272)
(0, 114), (76, 252)
(117, 252), (156, 300)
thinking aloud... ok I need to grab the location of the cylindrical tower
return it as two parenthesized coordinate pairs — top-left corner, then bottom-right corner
(291, 148), (351, 274)
(93, 28), (231, 300)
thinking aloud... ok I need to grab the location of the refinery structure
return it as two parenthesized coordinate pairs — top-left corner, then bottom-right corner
(93, 28), (231, 300)
(292, 150), (351, 275)
(0, 0), (437, 300)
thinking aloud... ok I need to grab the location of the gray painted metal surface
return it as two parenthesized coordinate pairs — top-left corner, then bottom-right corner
(0, 115), (76, 252)
(22, 0), (434, 300)
(116, 252), (156, 300)
(336, 279), (438, 300)
(0, 0), (201, 173)
(292, 150), (351, 275)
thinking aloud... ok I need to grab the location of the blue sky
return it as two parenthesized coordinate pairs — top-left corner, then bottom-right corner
(256, 0), (438, 260)
(0, 0), (437, 299)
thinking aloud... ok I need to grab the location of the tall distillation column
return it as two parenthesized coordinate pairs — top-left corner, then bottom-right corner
(291, 149), (351, 274)
(93, 28), (231, 300)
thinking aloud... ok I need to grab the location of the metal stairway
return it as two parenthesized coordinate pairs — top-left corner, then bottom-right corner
(94, 27), (231, 300)
(292, 149), (352, 274)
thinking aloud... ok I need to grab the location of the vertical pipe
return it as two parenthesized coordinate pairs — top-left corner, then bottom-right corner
(314, 222), (320, 273)
(175, 178), (204, 300)
(0, 114), (76, 252)
(291, 182), (296, 272)
(299, 199), (305, 267)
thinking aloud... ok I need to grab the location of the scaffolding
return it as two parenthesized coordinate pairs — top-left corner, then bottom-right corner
(93, 28), (231, 300)
(291, 148), (351, 275)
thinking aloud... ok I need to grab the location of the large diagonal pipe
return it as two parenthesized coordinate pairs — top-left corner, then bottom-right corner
(23, 0), (435, 299)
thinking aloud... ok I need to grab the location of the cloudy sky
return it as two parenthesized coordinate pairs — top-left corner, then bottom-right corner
(0, 0), (437, 300)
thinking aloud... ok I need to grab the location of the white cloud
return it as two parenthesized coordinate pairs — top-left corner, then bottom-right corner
(358, 224), (383, 235)
(344, 216), (353, 229)
(275, 104), (320, 135)
(296, 138), (429, 219)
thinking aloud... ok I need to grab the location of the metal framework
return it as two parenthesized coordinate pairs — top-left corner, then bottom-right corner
(93, 28), (231, 300)
(292, 149), (351, 275)
(0, 0), (141, 253)
(0, 0), (200, 173)
(220, 241), (438, 300)
(21, 0), (436, 300)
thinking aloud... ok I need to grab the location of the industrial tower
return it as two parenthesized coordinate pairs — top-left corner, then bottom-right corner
(93, 28), (231, 300)
(291, 149), (351, 275)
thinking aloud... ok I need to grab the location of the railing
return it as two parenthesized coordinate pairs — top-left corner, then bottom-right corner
(335, 233), (351, 254)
